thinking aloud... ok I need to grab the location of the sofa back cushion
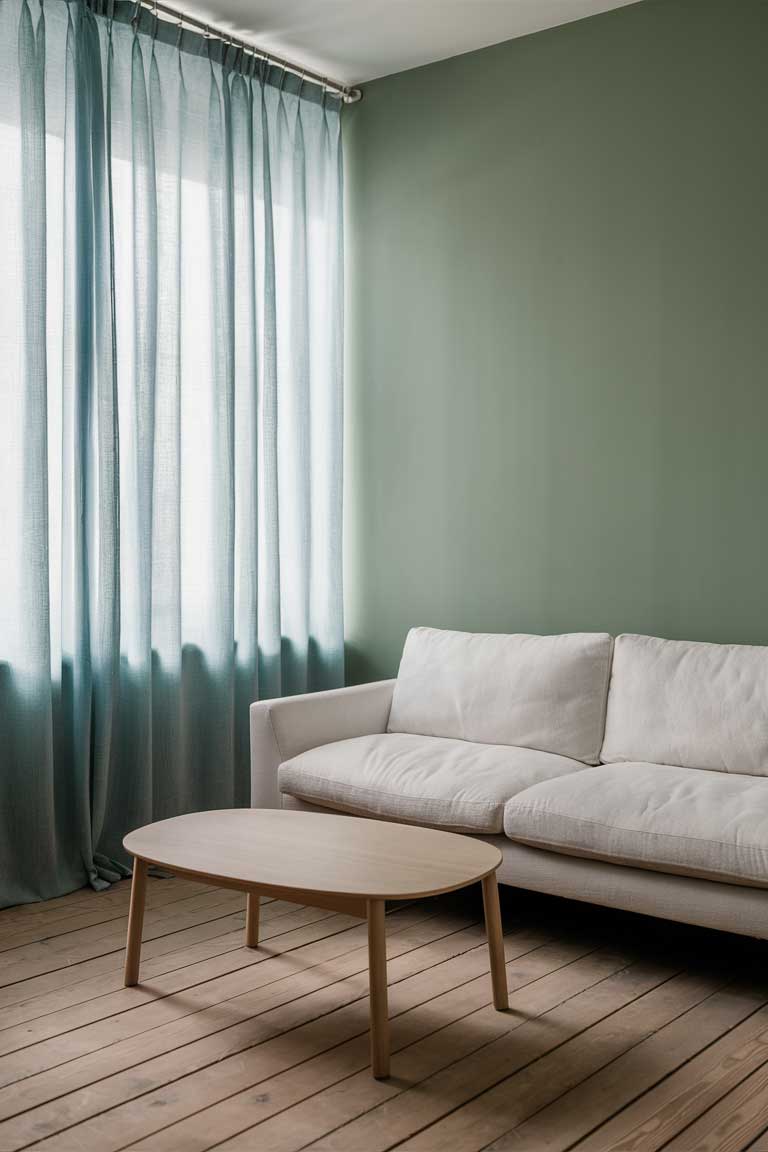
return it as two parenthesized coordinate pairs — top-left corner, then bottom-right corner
(601, 634), (768, 774)
(387, 627), (613, 764)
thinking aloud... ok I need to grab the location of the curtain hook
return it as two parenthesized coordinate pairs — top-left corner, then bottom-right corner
(131, 0), (141, 30)
(296, 69), (308, 107)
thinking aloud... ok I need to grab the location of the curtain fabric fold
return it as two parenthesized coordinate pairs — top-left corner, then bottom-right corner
(0, 0), (344, 907)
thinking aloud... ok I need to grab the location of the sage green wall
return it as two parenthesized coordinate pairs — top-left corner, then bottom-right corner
(343, 0), (768, 683)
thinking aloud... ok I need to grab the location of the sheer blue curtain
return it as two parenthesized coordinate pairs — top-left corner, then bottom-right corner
(0, 0), (344, 907)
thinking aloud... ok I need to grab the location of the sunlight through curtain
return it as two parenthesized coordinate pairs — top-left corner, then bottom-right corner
(0, 0), (344, 906)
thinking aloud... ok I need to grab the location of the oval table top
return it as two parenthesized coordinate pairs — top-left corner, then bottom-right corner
(123, 809), (502, 901)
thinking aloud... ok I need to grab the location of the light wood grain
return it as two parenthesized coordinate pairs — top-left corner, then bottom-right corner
(0, 902), (320, 1061)
(367, 900), (389, 1078)
(0, 875), (208, 932)
(122, 809), (505, 1074)
(505, 981), (766, 1152)
(419, 969), (732, 1152)
(297, 957), (680, 1152)
(0, 878), (214, 950)
(0, 907), (369, 1095)
(0, 888), (251, 988)
(123, 859), (147, 986)
(0, 894), (299, 1014)
(659, 1053), (768, 1152)
(123, 809), (501, 901)
(4, 876), (768, 1152)
(572, 988), (768, 1152)
(122, 934), (593, 1152)
(0, 886), (244, 974)
(482, 872), (508, 1011)
(2, 911), (486, 1149)
(245, 893), (259, 948)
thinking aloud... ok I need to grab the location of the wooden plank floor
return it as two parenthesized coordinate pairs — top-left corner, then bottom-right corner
(2, 877), (768, 1150)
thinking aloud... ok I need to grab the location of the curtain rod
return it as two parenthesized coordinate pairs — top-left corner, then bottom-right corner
(134, 0), (363, 103)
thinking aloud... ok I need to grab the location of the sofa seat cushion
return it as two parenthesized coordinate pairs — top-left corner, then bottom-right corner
(504, 763), (768, 888)
(388, 627), (613, 764)
(278, 733), (587, 834)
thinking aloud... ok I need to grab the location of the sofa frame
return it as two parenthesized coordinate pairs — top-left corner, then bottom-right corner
(251, 678), (768, 940)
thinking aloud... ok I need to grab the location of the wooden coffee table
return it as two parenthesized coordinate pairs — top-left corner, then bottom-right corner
(123, 809), (507, 1078)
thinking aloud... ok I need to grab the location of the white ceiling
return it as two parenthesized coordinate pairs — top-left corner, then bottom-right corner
(177, 0), (642, 88)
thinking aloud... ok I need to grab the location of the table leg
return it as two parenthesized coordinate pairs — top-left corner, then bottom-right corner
(367, 898), (390, 1078)
(245, 892), (260, 948)
(482, 872), (508, 1010)
(124, 858), (148, 987)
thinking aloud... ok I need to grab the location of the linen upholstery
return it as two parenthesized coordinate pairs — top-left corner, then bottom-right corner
(387, 628), (613, 764)
(504, 762), (768, 888)
(279, 732), (586, 833)
(250, 626), (768, 941)
(601, 634), (768, 774)
(492, 839), (768, 941)
(250, 680), (395, 808)
(280, 800), (768, 941)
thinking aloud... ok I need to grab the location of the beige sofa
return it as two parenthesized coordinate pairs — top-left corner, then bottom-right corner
(250, 627), (768, 939)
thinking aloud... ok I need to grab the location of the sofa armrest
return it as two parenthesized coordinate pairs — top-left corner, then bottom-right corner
(249, 679), (396, 809)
